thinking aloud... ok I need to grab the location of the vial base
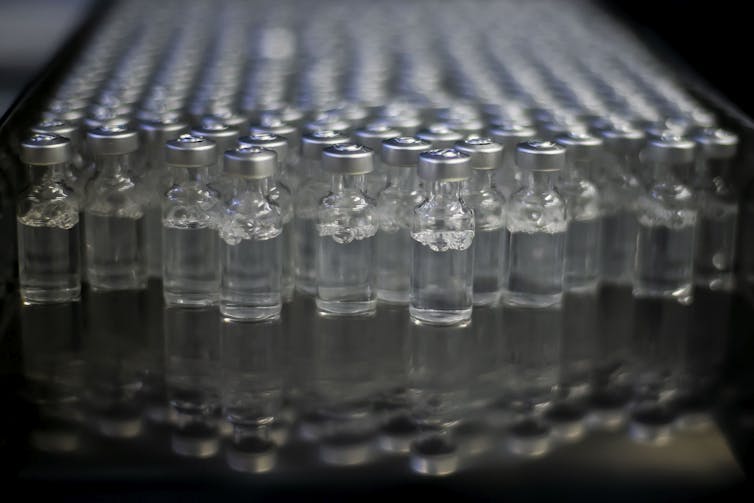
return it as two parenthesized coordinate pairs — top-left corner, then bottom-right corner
(164, 291), (219, 307)
(221, 301), (281, 321)
(632, 283), (693, 304)
(694, 273), (734, 292)
(501, 291), (562, 309)
(472, 290), (501, 306)
(377, 289), (409, 304)
(21, 285), (81, 304)
(409, 306), (472, 326)
(316, 298), (377, 316)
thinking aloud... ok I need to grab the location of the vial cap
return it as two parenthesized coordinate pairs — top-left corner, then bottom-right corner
(251, 117), (300, 150)
(354, 123), (402, 151)
(416, 124), (464, 149)
(417, 149), (472, 181)
(305, 117), (352, 135)
(259, 105), (306, 127)
(444, 118), (485, 137)
(238, 133), (289, 163)
(489, 122), (537, 148)
(381, 136), (432, 167)
(515, 140), (566, 173)
(87, 125), (139, 155)
(301, 130), (351, 160)
(600, 123), (645, 153)
(165, 134), (217, 167)
(30, 119), (77, 139)
(643, 133), (696, 164)
(454, 137), (503, 170)
(138, 113), (189, 145)
(555, 131), (603, 161)
(322, 144), (374, 175)
(206, 109), (248, 128)
(191, 117), (240, 150)
(384, 115), (423, 136)
(693, 128), (738, 160)
(223, 146), (277, 178)
(20, 134), (72, 165)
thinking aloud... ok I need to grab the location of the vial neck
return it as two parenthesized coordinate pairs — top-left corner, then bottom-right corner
(330, 173), (367, 193)
(470, 169), (495, 191)
(302, 158), (324, 180)
(95, 154), (132, 179)
(232, 176), (272, 195)
(28, 163), (68, 185)
(564, 158), (591, 182)
(387, 165), (419, 190)
(525, 170), (557, 191)
(169, 165), (211, 183)
(430, 180), (463, 199)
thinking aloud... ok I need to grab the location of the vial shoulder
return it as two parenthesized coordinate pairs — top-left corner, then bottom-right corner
(506, 189), (566, 234)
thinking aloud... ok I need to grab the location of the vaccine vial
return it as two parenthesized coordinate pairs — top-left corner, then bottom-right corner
(410, 149), (474, 325)
(489, 121), (537, 198)
(30, 119), (86, 196)
(376, 137), (432, 303)
(502, 141), (567, 308)
(250, 116), (300, 190)
(190, 117), (240, 181)
(455, 137), (506, 305)
(316, 144), (378, 315)
(238, 133), (295, 302)
(218, 147), (282, 320)
(353, 122), (402, 197)
(84, 125), (147, 291)
(293, 131), (350, 295)
(599, 123), (644, 285)
(555, 131), (603, 292)
(634, 134), (697, 303)
(162, 135), (220, 306)
(17, 134), (80, 303)
(416, 124), (464, 149)
(137, 114), (189, 279)
(692, 128), (739, 291)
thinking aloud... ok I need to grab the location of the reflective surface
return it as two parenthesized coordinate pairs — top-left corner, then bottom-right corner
(3, 280), (751, 496)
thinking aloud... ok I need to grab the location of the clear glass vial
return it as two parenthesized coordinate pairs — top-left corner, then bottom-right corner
(84, 125), (147, 291)
(455, 137), (506, 305)
(17, 134), (81, 303)
(316, 144), (378, 316)
(238, 133), (294, 302)
(634, 134), (697, 303)
(416, 123), (464, 149)
(599, 123), (644, 285)
(250, 116), (301, 189)
(555, 131), (603, 292)
(410, 149), (474, 326)
(376, 137), (432, 303)
(30, 119), (86, 195)
(502, 141), (567, 308)
(354, 122), (402, 197)
(162, 134), (221, 306)
(218, 147), (282, 320)
(293, 131), (350, 295)
(489, 121), (537, 198)
(190, 117), (240, 180)
(692, 128), (739, 291)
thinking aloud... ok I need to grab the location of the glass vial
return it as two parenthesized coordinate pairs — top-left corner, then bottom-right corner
(17, 134), (80, 303)
(634, 134), (697, 303)
(316, 144), (378, 315)
(376, 136), (432, 303)
(293, 131), (350, 295)
(84, 126), (146, 291)
(218, 147), (282, 320)
(353, 122), (402, 197)
(410, 149), (474, 326)
(502, 141), (567, 308)
(489, 121), (537, 198)
(692, 128), (739, 291)
(455, 137), (506, 305)
(238, 133), (294, 302)
(598, 123), (644, 285)
(162, 135), (220, 306)
(555, 131), (603, 292)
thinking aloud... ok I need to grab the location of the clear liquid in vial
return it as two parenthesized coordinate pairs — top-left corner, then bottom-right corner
(221, 236), (282, 320)
(473, 228), (508, 305)
(565, 218), (601, 291)
(17, 222), (80, 303)
(293, 217), (317, 295)
(163, 225), (219, 306)
(145, 205), (162, 279)
(634, 221), (695, 302)
(317, 234), (376, 315)
(694, 203), (737, 291)
(84, 213), (147, 291)
(410, 230), (474, 325)
(600, 211), (638, 285)
(503, 230), (565, 308)
(376, 228), (412, 303)
(281, 220), (295, 301)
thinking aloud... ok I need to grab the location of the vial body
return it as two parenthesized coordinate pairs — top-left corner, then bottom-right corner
(694, 173), (738, 291)
(464, 171), (506, 305)
(17, 165), (80, 303)
(219, 178), (282, 320)
(410, 181), (474, 325)
(316, 174), (377, 315)
(376, 166), (424, 303)
(270, 181), (294, 302)
(503, 171), (566, 307)
(293, 159), (329, 295)
(560, 171), (601, 291)
(162, 167), (220, 306)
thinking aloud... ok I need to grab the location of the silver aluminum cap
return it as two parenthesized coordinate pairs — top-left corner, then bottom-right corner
(416, 124), (464, 149)
(354, 123), (402, 151)
(138, 112), (189, 145)
(693, 128), (738, 160)
(555, 131), (603, 161)
(417, 149), (471, 181)
(305, 117), (352, 135)
(87, 125), (139, 155)
(191, 117), (240, 151)
(643, 134), (696, 164)
(30, 119), (77, 139)
(20, 134), (72, 165)
(600, 123), (645, 153)
(238, 133), (289, 164)
(223, 146), (277, 178)
(322, 144), (374, 175)
(381, 136), (432, 167)
(489, 122), (537, 149)
(251, 117), (300, 151)
(301, 130), (351, 160)
(515, 140), (566, 172)
(165, 134), (216, 167)
(454, 137), (503, 170)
